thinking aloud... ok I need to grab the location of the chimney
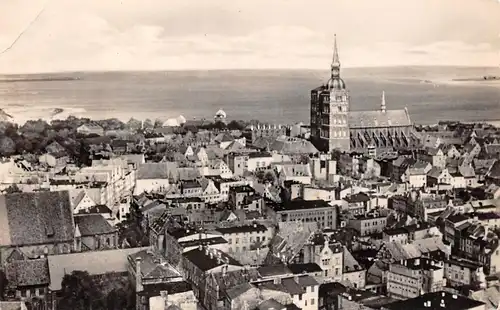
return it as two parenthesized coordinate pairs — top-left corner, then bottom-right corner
(135, 257), (143, 292)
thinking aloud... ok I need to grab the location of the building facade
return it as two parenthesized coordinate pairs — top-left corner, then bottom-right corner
(310, 35), (419, 154)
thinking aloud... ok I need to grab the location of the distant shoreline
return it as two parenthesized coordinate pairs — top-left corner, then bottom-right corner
(0, 77), (81, 83)
(452, 76), (500, 82)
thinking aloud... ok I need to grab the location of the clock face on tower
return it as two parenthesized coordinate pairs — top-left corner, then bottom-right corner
(331, 68), (339, 76)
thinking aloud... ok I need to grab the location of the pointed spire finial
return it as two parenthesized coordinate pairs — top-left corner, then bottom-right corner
(381, 91), (387, 113)
(332, 34), (340, 66)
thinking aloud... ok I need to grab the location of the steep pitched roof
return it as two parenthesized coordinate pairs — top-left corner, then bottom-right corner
(74, 214), (116, 236)
(349, 109), (411, 129)
(487, 160), (500, 179)
(137, 162), (178, 179)
(6, 258), (49, 287)
(0, 191), (74, 246)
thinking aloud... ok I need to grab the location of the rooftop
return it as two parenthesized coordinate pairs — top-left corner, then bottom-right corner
(215, 224), (268, 234)
(0, 191), (75, 247)
(183, 247), (242, 272)
(383, 291), (485, 310)
(275, 199), (333, 211)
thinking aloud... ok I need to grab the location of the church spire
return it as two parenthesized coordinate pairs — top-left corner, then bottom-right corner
(381, 91), (386, 113)
(331, 34), (340, 78)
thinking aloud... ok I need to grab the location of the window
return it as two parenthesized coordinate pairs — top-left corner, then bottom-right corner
(305, 300), (308, 306)
(311, 299), (315, 305)
(299, 294), (303, 301)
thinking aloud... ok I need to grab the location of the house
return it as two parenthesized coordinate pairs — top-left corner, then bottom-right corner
(382, 291), (485, 310)
(271, 199), (337, 229)
(403, 161), (432, 188)
(427, 167), (452, 187)
(348, 213), (387, 237)
(202, 159), (233, 179)
(444, 258), (485, 287)
(342, 247), (366, 289)
(128, 249), (184, 289)
(200, 178), (221, 203)
(225, 152), (249, 176)
(386, 258), (445, 299)
(214, 224), (274, 254)
(71, 190), (97, 214)
(39, 152), (69, 168)
(75, 204), (114, 222)
(180, 180), (203, 197)
(247, 152), (274, 172)
(343, 192), (371, 215)
(310, 153), (337, 181)
(253, 275), (320, 310)
(210, 176), (252, 202)
(135, 162), (176, 195)
(391, 156), (414, 182)
(163, 224), (228, 268)
(462, 143), (482, 159)
(0, 191), (75, 265)
(277, 163), (312, 185)
(181, 246), (245, 309)
(76, 123), (104, 136)
(444, 144), (461, 159)
(419, 147), (447, 168)
(228, 185), (256, 209)
(5, 258), (49, 301)
(74, 214), (118, 251)
(302, 235), (344, 283)
(266, 221), (318, 264)
(459, 164), (478, 188)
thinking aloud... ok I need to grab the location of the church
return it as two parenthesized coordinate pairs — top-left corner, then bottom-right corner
(310, 35), (420, 154)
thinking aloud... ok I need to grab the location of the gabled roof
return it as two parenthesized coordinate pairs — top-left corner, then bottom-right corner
(0, 191), (74, 246)
(427, 167), (443, 179)
(6, 258), (49, 287)
(137, 162), (178, 179)
(487, 160), (500, 179)
(349, 109), (411, 128)
(74, 214), (116, 236)
(215, 133), (234, 143)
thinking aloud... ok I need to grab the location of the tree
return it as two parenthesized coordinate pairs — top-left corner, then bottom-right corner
(5, 184), (21, 194)
(143, 119), (154, 129)
(58, 271), (104, 310)
(255, 170), (265, 182)
(0, 136), (15, 156)
(264, 171), (276, 183)
(153, 119), (164, 128)
(227, 120), (246, 131)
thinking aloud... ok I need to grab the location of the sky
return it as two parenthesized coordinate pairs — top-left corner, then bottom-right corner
(0, 0), (499, 73)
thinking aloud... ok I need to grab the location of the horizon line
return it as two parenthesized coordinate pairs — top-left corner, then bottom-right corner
(1, 64), (498, 76)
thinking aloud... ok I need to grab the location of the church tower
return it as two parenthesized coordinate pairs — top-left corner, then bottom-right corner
(310, 35), (350, 153)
